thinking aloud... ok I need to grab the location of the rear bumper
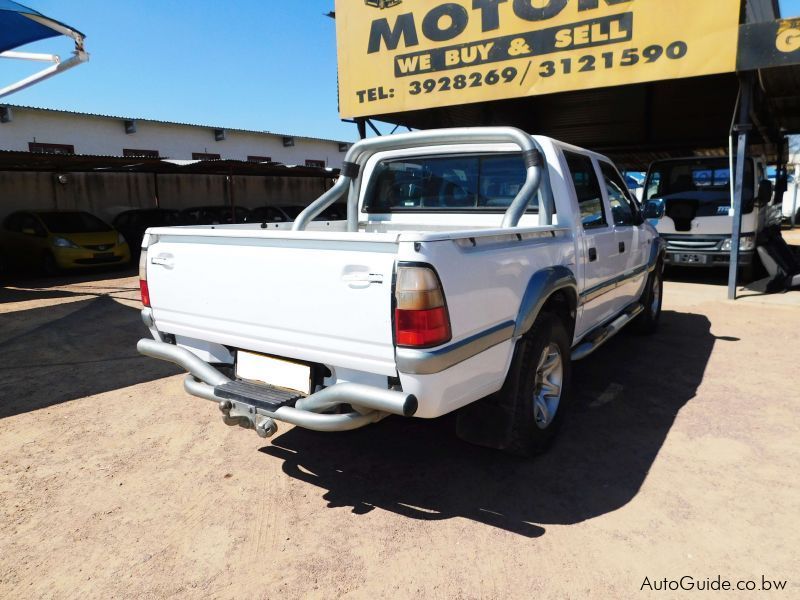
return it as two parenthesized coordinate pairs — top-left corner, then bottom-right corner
(53, 245), (130, 269)
(137, 338), (417, 434)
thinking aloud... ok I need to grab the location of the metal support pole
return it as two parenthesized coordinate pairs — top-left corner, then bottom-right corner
(153, 172), (160, 208)
(228, 167), (237, 223)
(356, 118), (367, 140)
(727, 77), (753, 301)
(793, 164), (799, 229)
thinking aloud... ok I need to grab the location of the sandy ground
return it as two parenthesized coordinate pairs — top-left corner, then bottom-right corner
(0, 260), (798, 599)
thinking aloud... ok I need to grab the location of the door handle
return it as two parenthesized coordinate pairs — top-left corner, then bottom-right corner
(588, 247), (597, 262)
(343, 272), (384, 288)
(619, 241), (626, 253)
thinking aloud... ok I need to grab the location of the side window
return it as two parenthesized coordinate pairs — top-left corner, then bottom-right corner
(564, 152), (606, 229)
(600, 162), (640, 226)
(17, 213), (47, 235)
(20, 214), (46, 235)
(4, 213), (23, 231)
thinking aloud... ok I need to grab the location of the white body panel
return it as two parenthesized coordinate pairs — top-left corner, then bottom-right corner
(656, 212), (758, 236)
(144, 137), (656, 419)
(148, 230), (401, 375)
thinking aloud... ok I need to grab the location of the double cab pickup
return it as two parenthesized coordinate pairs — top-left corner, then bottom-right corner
(138, 128), (664, 455)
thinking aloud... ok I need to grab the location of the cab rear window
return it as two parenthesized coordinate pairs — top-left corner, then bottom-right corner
(364, 153), (542, 213)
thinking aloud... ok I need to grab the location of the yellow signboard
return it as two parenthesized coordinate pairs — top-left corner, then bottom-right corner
(336, 0), (742, 118)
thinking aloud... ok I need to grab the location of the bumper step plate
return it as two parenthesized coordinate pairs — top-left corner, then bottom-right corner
(214, 380), (306, 411)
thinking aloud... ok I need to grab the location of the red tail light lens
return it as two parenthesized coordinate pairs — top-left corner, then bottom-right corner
(395, 306), (450, 347)
(139, 250), (150, 307)
(394, 266), (451, 348)
(140, 279), (151, 307)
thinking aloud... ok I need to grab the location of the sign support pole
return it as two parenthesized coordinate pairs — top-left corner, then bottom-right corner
(728, 75), (753, 301)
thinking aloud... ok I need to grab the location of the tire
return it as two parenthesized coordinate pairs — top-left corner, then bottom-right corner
(503, 312), (573, 456)
(740, 261), (756, 283)
(633, 262), (663, 335)
(42, 253), (58, 276)
(740, 251), (764, 283)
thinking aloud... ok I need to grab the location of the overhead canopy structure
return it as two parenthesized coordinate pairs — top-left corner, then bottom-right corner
(0, 0), (88, 99)
(334, 0), (799, 299)
(334, 0), (795, 168)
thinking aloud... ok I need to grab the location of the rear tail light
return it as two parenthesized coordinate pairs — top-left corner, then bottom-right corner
(394, 265), (451, 348)
(139, 250), (150, 307)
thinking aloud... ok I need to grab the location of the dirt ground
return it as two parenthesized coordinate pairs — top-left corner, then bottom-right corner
(1, 255), (798, 599)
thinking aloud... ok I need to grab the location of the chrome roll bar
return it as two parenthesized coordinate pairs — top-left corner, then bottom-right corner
(292, 127), (552, 232)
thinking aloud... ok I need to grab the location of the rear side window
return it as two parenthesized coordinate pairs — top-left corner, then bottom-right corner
(564, 151), (606, 229)
(364, 153), (536, 212)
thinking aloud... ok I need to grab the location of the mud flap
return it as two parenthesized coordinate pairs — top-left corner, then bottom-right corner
(456, 391), (517, 450)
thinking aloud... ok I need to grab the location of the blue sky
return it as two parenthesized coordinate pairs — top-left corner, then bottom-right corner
(782, 0), (800, 16)
(1, 1), (354, 141)
(2, 1), (800, 143)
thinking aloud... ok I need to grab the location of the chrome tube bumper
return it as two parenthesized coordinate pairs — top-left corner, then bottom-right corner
(137, 338), (416, 434)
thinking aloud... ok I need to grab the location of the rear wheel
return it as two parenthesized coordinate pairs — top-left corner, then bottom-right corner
(456, 311), (573, 456)
(42, 253), (58, 276)
(505, 312), (573, 456)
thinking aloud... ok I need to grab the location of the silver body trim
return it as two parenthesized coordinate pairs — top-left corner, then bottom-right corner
(396, 265), (578, 375)
(571, 304), (644, 361)
(395, 321), (516, 375)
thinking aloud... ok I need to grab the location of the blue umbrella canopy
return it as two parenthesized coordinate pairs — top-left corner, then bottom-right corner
(0, 0), (84, 53)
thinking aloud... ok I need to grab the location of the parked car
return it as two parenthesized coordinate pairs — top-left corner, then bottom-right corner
(247, 203), (348, 224)
(137, 127), (664, 456)
(0, 210), (130, 274)
(178, 206), (250, 225)
(245, 206), (292, 224)
(317, 202), (348, 221)
(276, 206), (304, 220)
(113, 209), (181, 258)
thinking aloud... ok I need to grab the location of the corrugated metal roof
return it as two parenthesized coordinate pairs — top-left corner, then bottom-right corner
(0, 150), (341, 177)
(1, 104), (353, 146)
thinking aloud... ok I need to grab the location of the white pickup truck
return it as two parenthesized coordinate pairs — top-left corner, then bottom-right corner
(138, 128), (664, 456)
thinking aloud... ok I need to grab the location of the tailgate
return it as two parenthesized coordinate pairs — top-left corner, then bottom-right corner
(147, 232), (400, 375)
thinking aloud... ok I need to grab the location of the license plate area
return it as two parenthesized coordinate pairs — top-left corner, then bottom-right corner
(236, 351), (312, 395)
(672, 253), (710, 265)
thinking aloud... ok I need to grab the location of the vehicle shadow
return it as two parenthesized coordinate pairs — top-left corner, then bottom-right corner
(0, 295), (179, 418)
(260, 310), (718, 537)
(0, 268), (139, 304)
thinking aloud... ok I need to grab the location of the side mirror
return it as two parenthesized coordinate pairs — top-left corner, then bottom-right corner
(756, 180), (773, 207)
(642, 199), (665, 220)
(21, 227), (37, 236)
